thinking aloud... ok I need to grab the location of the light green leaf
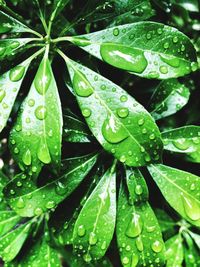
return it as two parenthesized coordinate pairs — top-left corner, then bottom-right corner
(73, 165), (116, 262)
(148, 164), (200, 227)
(63, 109), (93, 143)
(188, 231), (200, 250)
(0, 211), (21, 237)
(154, 209), (176, 233)
(162, 126), (200, 162)
(0, 219), (33, 262)
(149, 79), (190, 120)
(9, 53), (63, 173)
(64, 56), (163, 167)
(68, 22), (197, 79)
(173, 0), (199, 12)
(117, 169), (165, 267)
(0, 38), (33, 61)
(0, 11), (34, 34)
(184, 231), (200, 267)
(3, 153), (98, 217)
(165, 234), (184, 267)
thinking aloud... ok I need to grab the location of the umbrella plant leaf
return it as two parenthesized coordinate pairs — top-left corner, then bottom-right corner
(3, 153), (98, 217)
(184, 231), (200, 267)
(165, 234), (184, 267)
(9, 53), (63, 173)
(0, 210), (21, 237)
(117, 170), (165, 267)
(162, 126), (200, 162)
(68, 22), (198, 79)
(149, 79), (190, 120)
(73, 165), (116, 262)
(64, 57), (163, 167)
(0, 171), (9, 210)
(148, 164), (200, 227)
(0, 219), (34, 262)
(188, 231), (200, 250)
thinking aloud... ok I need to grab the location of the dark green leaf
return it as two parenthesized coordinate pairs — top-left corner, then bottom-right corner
(9, 53), (63, 173)
(165, 234), (184, 267)
(154, 209), (176, 233)
(53, 0), (70, 19)
(0, 219), (34, 262)
(64, 57), (163, 167)
(117, 170), (165, 267)
(184, 231), (200, 267)
(188, 231), (200, 250)
(0, 171), (9, 210)
(0, 211), (21, 237)
(3, 153), (98, 217)
(162, 126), (200, 162)
(149, 79), (190, 120)
(73, 165), (116, 262)
(68, 22), (198, 79)
(148, 164), (200, 227)
(63, 109), (93, 143)
(172, 0), (199, 12)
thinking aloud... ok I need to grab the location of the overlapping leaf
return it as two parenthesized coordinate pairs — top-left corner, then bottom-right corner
(0, 210), (21, 237)
(9, 53), (63, 173)
(149, 79), (190, 120)
(68, 22), (198, 79)
(3, 153), (98, 217)
(154, 209), (176, 233)
(165, 234), (184, 267)
(148, 164), (200, 227)
(117, 168), (165, 267)
(65, 57), (163, 167)
(73, 165), (116, 262)
(0, 171), (8, 210)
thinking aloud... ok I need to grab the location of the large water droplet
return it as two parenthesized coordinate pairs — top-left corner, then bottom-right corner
(37, 141), (51, 164)
(135, 185), (143, 195)
(89, 232), (98, 245)
(83, 253), (92, 262)
(117, 107), (129, 118)
(151, 240), (163, 253)
(102, 115), (128, 143)
(100, 43), (148, 73)
(131, 253), (139, 267)
(0, 89), (6, 103)
(34, 58), (52, 95)
(73, 72), (93, 97)
(9, 66), (25, 82)
(160, 55), (180, 68)
(78, 225), (86, 237)
(16, 197), (25, 209)
(135, 236), (143, 251)
(172, 138), (190, 150)
(181, 193), (200, 221)
(55, 181), (67, 196)
(22, 149), (31, 166)
(35, 106), (47, 120)
(126, 213), (143, 238)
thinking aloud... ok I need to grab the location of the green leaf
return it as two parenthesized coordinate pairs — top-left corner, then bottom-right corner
(73, 165), (116, 262)
(3, 153), (98, 217)
(0, 11), (33, 34)
(53, 0), (70, 19)
(165, 234), (184, 267)
(188, 231), (200, 250)
(148, 164), (200, 227)
(162, 126), (200, 162)
(63, 109), (93, 143)
(0, 171), (9, 210)
(0, 219), (33, 262)
(68, 22), (197, 79)
(0, 211), (21, 237)
(154, 209), (176, 233)
(0, 38), (33, 61)
(149, 79), (190, 120)
(64, 57), (163, 167)
(9, 53), (63, 173)
(117, 169), (165, 267)
(173, 0), (199, 12)
(184, 231), (200, 267)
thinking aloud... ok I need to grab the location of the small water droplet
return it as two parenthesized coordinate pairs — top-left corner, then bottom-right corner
(35, 106), (47, 120)
(9, 66), (25, 82)
(73, 72), (93, 97)
(16, 197), (25, 209)
(113, 28), (119, 36)
(181, 193), (200, 221)
(120, 95), (128, 102)
(78, 225), (86, 237)
(28, 99), (35, 107)
(82, 108), (91, 118)
(173, 36), (178, 43)
(0, 89), (6, 103)
(22, 149), (31, 166)
(135, 185), (143, 195)
(159, 66), (168, 74)
(89, 232), (98, 245)
(37, 141), (51, 164)
(135, 236), (143, 251)
(83, 253), (92, 262)
(122, 256), (129, 265)
(131, 253), (139, 267)
(46, 201), (55, 209)
(151, 240), (163, 253)
(117, 107), (129, 118)
(34, 207), (43, 216)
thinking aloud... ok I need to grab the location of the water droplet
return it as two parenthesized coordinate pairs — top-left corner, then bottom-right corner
(122, 256), (129, 265)
(160, 55), (180, 68)
(126, 213), (143, 238)
(101, 241), (107, 250)
(35, 106), (47, 120)
(46, 201), (55, 209)
(83, 253), (92, 262)
(34, 207), (43, 216)
(146, 33), (152, 40)
(0, 89), (6, 103)
(113, 28), (119, 36)
(89, 232), (98, 245)
(82, 108), (91, 118)
(135, 185), (143, 195)
(146, 225), (156, 232)
(9, 66), (25, 82)
(78, 225), (86, 237)
(148, 71), (160, 79)
(173, 138), (190, 150)
(131, 253), (139, 267)
(163, 42), (169, 49)
(102, 115), (128, 143)
(159, 66), (168, 74)
(151, 240), (163, 253)
(10, 41), (20, 49)
(138, 118), (144, 126)
(135, 236), (143, 251)
(37, 141), (51, 164)
(28, 99), (35, 107)
(117, 107), (129, 118)
(181, 193), (200, 221)
(22, 149), (31, 166)
(73, 72), (93, 97)
(100, 43), (148, 73)
(173, 36), (178, 43)
(191, 62), (198, 72)
(120, 95), (128, 102)
(16, 197), (25, 209)
(71, 37), (90, 47)
(190, 183), (195, 191)
(34, 58), (52, 95)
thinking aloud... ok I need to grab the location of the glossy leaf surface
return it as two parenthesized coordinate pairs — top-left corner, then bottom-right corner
(148, 164), (200, 227)
(149, 79), (190, 120)
(0, 211), (21, 237)
(73, 166), (116, 262)
(3, 153), (97, 217)
(70, 22), (197, 79)
(66, 58), (163, 167)
(9, 54), (63, 173)
(165, 234), (184, 267)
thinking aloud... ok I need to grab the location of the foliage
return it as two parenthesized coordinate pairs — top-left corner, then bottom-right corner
(0, 0), (199, 266)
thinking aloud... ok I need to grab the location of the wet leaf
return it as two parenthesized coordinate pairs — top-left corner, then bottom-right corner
(165, 234), (184, 267)
(65, 57), (163, 167)
(0, 171), (9, 210)
(148, 164), (200, 227)
(68, 22), (197, 79)
(3, 153), (98, 217)
(149, 79), (190, 120)
(154, 209), (176, 233)
(73, 165), (116, 262)
(9, 53), (63, 173)
(184, 231), (200, 267)
(0, 210), (21, 237)
(188, 231), (200, 250)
